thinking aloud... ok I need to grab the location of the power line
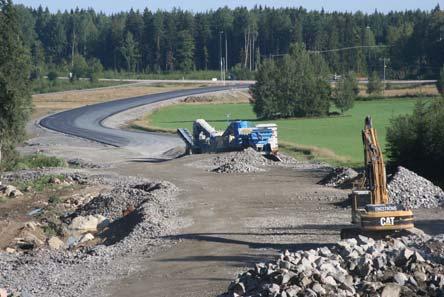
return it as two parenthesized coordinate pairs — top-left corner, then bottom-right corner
(308, 45), (390, 54)
(263, 45), (391, 58)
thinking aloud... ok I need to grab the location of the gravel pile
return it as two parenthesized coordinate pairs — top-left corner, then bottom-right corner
(388, 166), (444, 209)
(318, 167), (359, 188)
(209, 149), (271, 174)
(0, 170), (181, 297)
(223, 234), (444, 297)
(76, 181), (178, 220)
(192, 148), (326, 174)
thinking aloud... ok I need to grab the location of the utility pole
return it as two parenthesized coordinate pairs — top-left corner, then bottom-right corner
(225, 32), (228, 78)
(366, 26), (371, 60)
(380, 57), (390, 94)
(219, 31), (224, 83)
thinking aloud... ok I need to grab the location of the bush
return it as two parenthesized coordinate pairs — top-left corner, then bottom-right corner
(87, 58), (104, 83)
(437, 65), (444, 96)
(8, 154), (66, 171)
(230, 64), (255, 80)
(367, 71), (383, 95)
(70, 54), (88, 80)
(386, 98), (444, 182)
(333, 72), (358, 113)
(47, 71), (58, 84)
(251, 43), (331, 119)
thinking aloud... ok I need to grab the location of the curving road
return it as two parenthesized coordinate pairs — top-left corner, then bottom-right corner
(39, 85), (248, 158)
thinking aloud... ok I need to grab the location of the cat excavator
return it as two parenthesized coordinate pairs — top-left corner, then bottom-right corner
(341, 116), (414, 239)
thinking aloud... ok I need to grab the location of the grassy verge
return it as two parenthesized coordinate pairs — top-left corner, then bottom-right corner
(14, 174), (67, 192)
(136, 97), (438, 166)
(103, 70), (221, 80)
(32, 79), (128, 94)
(1, 153), (66, 172)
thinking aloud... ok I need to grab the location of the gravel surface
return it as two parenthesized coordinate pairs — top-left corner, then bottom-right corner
(388, 166), (444, 209)
(0, 169), (181, 297)
(222, 234), (444, 297)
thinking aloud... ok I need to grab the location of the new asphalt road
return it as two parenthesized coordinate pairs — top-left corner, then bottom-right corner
(39, 85), (248, 158)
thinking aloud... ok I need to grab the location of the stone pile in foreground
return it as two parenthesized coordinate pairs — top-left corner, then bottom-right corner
(388, 166), (444, 209)
(223, 234), (444, 297)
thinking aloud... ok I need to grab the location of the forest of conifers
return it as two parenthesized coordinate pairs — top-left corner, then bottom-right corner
(14, 4), (444, 79)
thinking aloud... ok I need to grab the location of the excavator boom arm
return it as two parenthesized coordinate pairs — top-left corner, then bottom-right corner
(362, 117), (389, 205)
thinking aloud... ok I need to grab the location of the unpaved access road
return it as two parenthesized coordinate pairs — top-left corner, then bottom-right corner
(105, 157), (444, 297)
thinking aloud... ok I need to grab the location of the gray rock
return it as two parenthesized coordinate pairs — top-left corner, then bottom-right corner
(304, 288), (318, 297)
(285, 286), (301, 297)
(321, 275), (337, 287)
(381, 283), (401, 297)
(393, 272), (409, 286)
(414, 271), (427, 282)
(311, 283), (326, 295)
(47, 236), (64, 250)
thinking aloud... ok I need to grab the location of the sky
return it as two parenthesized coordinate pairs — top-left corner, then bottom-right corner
(12, 0), (444, 14)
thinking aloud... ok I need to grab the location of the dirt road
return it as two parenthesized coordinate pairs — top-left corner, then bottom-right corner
(101, 156), (443, 297)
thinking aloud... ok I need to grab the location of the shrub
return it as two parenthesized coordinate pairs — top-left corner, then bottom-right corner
(367, 71), (383, 95)
(437, 65), (444, 96)
(47, 71), (58, 84)
(230, 64), (255, 80)
(48, 195), (62, 204)
(70, 54), (88, 81)
(87, 58), (104, 83)
(12, 154), (66, 171)
(386, 98), (444, 182)
(333, 72), (358, 113)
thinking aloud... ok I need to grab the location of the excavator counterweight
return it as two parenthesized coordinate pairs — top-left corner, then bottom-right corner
(341, 116), (414, 239)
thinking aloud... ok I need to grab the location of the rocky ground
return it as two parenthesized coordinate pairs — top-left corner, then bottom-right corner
(222, 234), (444, 297)
(0, 169), (181, 297)
(320, 165), (444, 210)
(388, 166), (444, 209)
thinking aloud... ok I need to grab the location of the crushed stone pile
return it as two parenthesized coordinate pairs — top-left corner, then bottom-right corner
(210, 148), (272, 174)
(76, 181), (178, 220)
(189, 147), (329, 173)
(223, 235), (444, 297)
(318, 167), (359, 188)
(388, 166), (444, 209)
(0, 170), (180, 297)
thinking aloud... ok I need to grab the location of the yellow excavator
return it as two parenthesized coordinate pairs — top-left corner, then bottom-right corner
(341, 116), (414, 239)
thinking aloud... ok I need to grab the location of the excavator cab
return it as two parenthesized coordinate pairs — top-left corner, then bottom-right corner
(341, 117), (414, 239)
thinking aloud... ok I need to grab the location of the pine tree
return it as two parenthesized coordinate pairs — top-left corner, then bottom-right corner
(176, 30), (195, 72)
(0, 0), (32, 166)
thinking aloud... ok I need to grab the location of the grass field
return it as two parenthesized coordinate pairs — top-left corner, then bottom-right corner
(148, 98), (429, 166)
(32, 79), (128, 94)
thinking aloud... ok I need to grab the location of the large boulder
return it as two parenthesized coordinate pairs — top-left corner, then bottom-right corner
(4, 185), (23, 198)
(48, 236), (64, 250)
(68, 215), (99, 231)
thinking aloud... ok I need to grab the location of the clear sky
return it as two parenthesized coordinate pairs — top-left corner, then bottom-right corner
(13, 0), (444, 14)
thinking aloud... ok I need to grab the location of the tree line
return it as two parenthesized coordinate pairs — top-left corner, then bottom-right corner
(13, 4), (444, 79)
